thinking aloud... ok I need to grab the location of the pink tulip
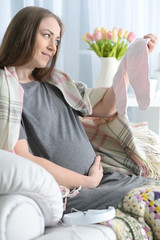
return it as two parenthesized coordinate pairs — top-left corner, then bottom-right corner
(107, 31), (112, 40)
(93, 31), (103, 42)
(101, 27), (108, 38)
(123, 30), (129, 39)
(111, 27), (118, 43)
(111, 34), (118, 43)
(127, 32), (136, 43)
(112, 27), (118, 35)
(94, 27), (101, 33)
(85, 33), (94, 42)
(81, 34), (87, 42)
(118, 28), (125, 38)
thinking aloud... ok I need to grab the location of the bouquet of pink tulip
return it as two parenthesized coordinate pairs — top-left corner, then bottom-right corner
(82, 27), (135, 61)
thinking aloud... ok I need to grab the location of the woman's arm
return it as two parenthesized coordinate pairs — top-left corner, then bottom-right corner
(14, 139), (103, 189)
(91, 72), (129, 118)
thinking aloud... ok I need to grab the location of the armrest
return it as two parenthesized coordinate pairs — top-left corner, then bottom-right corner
(0, 149), (63, 226)
(0, 194), (45, 240)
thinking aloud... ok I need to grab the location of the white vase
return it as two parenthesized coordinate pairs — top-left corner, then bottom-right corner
(96, 57), (119, 88)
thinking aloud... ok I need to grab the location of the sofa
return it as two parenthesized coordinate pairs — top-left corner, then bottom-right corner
(1, 148), (160, 240)
(0, 149), (117, 240)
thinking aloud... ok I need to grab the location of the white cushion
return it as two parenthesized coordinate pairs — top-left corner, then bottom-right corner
(0, 149), (63, 226)
(0, 194), (45, 240)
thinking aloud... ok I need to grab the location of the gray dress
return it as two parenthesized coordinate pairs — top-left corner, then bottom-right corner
(20, 81), (150, 213)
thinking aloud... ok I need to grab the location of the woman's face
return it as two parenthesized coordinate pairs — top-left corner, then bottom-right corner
(30, 17), (61, 69)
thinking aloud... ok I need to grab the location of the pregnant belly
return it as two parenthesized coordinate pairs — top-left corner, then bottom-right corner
(51, 140), (96, 175)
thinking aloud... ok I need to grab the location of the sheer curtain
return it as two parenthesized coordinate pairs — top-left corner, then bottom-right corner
(0, 0), (160, 87)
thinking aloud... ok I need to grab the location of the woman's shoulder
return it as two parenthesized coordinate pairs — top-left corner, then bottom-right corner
(51, 69), (87, 89)
(51, 69), (73, 82)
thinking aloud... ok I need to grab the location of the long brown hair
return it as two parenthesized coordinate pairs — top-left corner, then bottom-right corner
(0, 6), (63, 81)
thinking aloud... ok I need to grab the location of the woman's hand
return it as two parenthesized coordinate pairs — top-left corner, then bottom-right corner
(87, 156), (103, 188)
(144, 33), (158, 54)
(15, 139), (103, 189)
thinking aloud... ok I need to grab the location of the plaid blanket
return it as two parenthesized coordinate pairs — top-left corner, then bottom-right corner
(0, 67), (23, 151)
(80, 116), (160, 179)
(1, 66), (160, 179)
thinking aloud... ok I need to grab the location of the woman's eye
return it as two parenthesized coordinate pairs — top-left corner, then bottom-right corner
(44, 33), (50, 38)
(55, 40), (60, 45)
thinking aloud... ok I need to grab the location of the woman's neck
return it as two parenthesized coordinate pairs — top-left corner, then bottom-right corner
(15, 66), (35, 83)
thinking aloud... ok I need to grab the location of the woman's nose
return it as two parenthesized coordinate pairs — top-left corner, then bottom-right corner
(48, 39), (56, 52)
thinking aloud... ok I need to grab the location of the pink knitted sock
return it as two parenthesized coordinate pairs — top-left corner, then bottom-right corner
(112, 56), (128, 116)
(126, 38), (150, 110)
(113, 38), (150, 116)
